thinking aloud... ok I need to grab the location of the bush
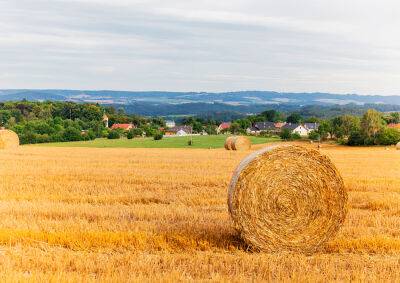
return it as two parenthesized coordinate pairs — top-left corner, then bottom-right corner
(131, 128), (144, 137)
(308, 131), (320, 141)
(376, 128), (400, 145)
(153, 132), (163, 140)
(291, 132), (301, 140)
(127, 131), (134, 139)
(63, 127), (83, 142)
(107, 130), (121, 139)
(347, 131), (365, 146)
(280, 128), (291, 140)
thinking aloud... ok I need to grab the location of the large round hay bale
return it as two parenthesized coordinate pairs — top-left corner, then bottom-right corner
(231, 136), (251, 151)
(0, 129), (20, 150)
(397, 142), (400, 150)
(224, 136), (235, 150)
(228, 145), (347, 253)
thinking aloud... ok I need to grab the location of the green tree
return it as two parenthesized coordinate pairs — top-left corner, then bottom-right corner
(261, 110), (283, 122)
(280, 128), (291, 140)
(389, 112), (400, 124)
(107, 130), (121, 139)
(308, 130), (321, 141)
(229, 122), (242, 134)
(153, 132), (163, 140)
(332, 115), (360, 139)
(361, 109), (384, 143)
(376, 128), (400, 145)
(63, 127), (82, 141)
(317, 120), (332, 140)
(286, 113), (302, 124)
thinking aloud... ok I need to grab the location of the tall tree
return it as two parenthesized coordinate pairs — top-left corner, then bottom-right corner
(361, 109), (384, 141)
(331, 115), (360, 139)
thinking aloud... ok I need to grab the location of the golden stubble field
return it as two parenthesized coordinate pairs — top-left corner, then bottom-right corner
(0, 143), (399, 281)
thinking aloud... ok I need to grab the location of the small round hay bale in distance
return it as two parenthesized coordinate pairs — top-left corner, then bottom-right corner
(224, 136), (235, 150)
(228, 145), (347, 253)
(0, 129), (20, 150)
(396, 142), (400, 150)
(231, 136), (251, 151)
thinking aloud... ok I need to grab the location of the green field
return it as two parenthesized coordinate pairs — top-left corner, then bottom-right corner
(35, 135), (280, 149)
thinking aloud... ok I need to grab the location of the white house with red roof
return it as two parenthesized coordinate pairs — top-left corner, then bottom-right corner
(217, 122), (231, 133)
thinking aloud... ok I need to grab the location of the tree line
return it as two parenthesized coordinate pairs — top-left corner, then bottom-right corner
(0, 101), (164, 144)
(1, 101), (399, 146)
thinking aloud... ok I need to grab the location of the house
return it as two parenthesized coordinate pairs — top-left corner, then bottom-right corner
(282, 123), (309, 136)
(254, 122), (276, 131)
(246, 121), (285, 135)
(274, 122), (287, 129)
(217, 122), (231, 133)
(165, 120), (176, 128)
(304, 122), (320, 132)
(111, 123), (135, 131)
(164, 125), (193, 136)
(388, 123), (400, 130)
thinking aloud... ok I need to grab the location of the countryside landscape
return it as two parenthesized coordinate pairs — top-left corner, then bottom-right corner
(0, 98), (399, 281)
(1, 139), (400, 280)
(1, 0), (400, 282)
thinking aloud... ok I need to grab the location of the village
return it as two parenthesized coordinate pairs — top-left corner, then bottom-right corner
(106, 114), (320, 138)
(101, 111), (400, 146)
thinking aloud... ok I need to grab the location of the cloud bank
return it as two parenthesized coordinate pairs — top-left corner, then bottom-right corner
(0, 0), (399, 95)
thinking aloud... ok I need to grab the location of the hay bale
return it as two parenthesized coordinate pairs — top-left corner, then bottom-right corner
(396, 142), (400, 150)
(0, 129), (20, 150)
(231, 136), (251, 151)
(228, 145), (347, 253)
(224, 136), (235, 150)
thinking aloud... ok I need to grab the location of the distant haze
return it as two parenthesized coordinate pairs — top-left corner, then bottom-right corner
(1, 1), (400, 95)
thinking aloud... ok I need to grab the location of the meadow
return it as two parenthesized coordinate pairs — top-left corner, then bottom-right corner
(37, 135), (278, 149)
(0, 143), (399, 281)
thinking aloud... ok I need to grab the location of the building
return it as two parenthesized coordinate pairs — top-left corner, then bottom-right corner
(274, 122), (287, 129)
(388, 123), (400, 130)
(254, 122), (276, 131)
(217, 122), (231, 133)
(164, 125), (193, 136)
(165, 120), (176, 128)
(282, 123), (309, 136)
(246, 121), (286, 135)
(102, 114), (109, 128)
(110, 123), (135, 131)
(304, 122), (320, 132)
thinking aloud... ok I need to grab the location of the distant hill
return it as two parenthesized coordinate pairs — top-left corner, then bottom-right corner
(1, 89), (400, 117)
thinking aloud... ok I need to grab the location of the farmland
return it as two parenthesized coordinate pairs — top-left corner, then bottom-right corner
(35, 135), (278, 149)
(0, 143), (399, 281)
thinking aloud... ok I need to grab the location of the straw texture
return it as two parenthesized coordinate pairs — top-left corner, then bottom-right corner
(231, 136), (251, 150)
(224, 137), (234, 150)
(225, 136), (251, 151)
(0, 130), (20, 150)
(228, 145), (347, 253)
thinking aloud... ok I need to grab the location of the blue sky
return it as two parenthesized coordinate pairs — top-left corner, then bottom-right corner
(1, 0), (399, 95)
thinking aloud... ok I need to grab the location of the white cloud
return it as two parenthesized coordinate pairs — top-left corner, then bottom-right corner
(0, 0), (399, 95)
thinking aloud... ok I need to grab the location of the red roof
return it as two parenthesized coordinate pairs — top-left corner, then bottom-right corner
(274, 122), (287, 128)
(388, 123), (400, 129)
(219, 122), (231, 130)
(111, 123), (135, 130)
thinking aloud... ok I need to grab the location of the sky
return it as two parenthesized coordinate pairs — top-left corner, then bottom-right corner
(0, 0), (400, 95)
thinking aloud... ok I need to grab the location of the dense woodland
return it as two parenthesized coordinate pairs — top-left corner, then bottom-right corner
(0, 101), (164, 144)
(0, 101), (399, 146)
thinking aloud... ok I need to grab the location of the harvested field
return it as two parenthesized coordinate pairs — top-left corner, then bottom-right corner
(0, 144), (399, 281)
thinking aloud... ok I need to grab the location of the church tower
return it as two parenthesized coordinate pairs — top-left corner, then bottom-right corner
(102, 114), (109, 128)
